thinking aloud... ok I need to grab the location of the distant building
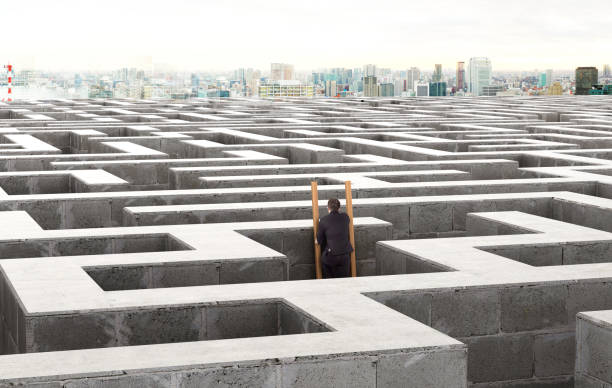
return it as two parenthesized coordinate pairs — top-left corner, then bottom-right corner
(88, 85), (113, 98)
(482, 85), (503, 96)
(379, 83), (394, 97)
(546, 69), (553, 87)
(575, 67), (599, 95)
(258, 80), (313, 97)
(325, 80), (337, 97)
(456, 62), (465, 91)
(363, 64), (377, 77)
(433, 64), (442, 82)
(539, 72), (547, 88)
(548, 82), (563, 95)
(467, 57), (492, 96)
(415, 82), (429, 97)
(393, 79), (403, 96)
(406, 67), (420, 91)
(206, 89), (230, 98)
(589, 84), (612, 95)
(191, 73), (200, 96)
(363, 76), (378, 97)
(604, 64), (611, 78)
(270, 63), (294, 80)
(429, 82), (447, 97)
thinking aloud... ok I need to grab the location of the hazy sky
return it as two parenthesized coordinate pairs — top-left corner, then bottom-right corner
(3, 0), (611, 72)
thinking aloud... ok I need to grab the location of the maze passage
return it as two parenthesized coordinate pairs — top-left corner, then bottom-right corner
(0, 96), (611, 387)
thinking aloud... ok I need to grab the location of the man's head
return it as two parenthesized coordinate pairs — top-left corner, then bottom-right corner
(327, 198), (341, 213)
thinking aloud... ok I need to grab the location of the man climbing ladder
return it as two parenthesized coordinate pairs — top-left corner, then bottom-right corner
(311, 181), (357, 279)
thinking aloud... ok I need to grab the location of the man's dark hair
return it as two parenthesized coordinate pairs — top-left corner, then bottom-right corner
(328, 198), (341, 212)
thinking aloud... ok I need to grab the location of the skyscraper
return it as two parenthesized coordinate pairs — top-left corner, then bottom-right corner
(363, 64), (377, 77)
(546, 69), (553, 87)
(406, 67), (420, 91)
(270, 63), (294, 80)
(363, 76), (378, 97)
(539, 72), (547, 88)
(467, 57), (492, 96)
(575, 67), (598, 95)
(604, 64), (611, 78)
(429, 82), (447, 97)
(415, 82), (429, 97)
(548, 82), (563, 95)
(433, 64), (442, 82)
(456, 62), (465, 91)
(325, 80), (337, 97)
(258, 80), (313, 97)
(379, 83), (394, 97)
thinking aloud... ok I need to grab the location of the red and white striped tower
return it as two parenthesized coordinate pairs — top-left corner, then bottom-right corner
(2, 64), (14, 102)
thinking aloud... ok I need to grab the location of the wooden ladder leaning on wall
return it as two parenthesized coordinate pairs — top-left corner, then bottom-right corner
(311, 181), (357, 279)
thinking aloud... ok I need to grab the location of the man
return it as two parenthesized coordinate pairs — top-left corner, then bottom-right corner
(316, 198), (353, 278)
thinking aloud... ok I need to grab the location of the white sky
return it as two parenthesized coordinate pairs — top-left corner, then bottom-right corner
(3, 0), (612, 72)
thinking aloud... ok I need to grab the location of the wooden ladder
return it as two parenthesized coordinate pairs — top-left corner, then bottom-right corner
(311, 181), (357, 279)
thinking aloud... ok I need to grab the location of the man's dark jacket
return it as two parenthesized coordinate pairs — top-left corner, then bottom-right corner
(316, 211), (353, 261)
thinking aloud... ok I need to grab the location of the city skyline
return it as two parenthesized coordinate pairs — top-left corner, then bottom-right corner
(2, 0), (612, 72)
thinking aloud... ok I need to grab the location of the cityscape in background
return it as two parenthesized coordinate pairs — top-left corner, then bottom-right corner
(1, 59), (612, 101)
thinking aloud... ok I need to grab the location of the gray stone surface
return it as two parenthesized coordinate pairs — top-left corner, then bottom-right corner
(1, 97), (612, 386)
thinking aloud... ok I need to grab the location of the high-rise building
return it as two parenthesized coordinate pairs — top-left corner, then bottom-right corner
(325, 80), (337, 97)
(456, 62), (465, 91)
(258, 80), (313, 97)
(603, 64), (611, 78)
(546, 69), (553, 87)
(363, 64), (377, 77)
(270, 63), (294, 80)
(548, 82), (563, 95)
(589, 85), (612, 95)
(190, 73), (200, 96)
(407, 67), (420, 91)
(246, 69), (261, 96)
(415, 82), (429, 97)
(433, 64), (442, 82)
(379, 83), (394, 97)
(393, 79), (403, 97)
(467, 57), (492, 96)
(429, 82), (447, 97)
(482, 85), (503, 96)
(539, 72), (547, 88)
(363, 76), (378, 97)
(575, 67), (599, 95)
(234, 68), (246, 84)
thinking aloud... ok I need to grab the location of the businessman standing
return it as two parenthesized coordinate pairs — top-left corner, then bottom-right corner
(316, 198), (353, 278)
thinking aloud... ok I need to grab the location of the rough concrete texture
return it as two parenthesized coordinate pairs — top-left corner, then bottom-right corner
(0, 96), (611, 386)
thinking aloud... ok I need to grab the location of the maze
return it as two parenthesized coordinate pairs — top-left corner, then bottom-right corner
(0, 96), (611, 387)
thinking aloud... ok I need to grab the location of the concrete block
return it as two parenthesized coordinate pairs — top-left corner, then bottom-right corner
(281, 357), (376, 388)
(26, 313), (118, 352)
(177, 365), (277, 388)
(377, 349), (467, 388)
(150, 262), (220, 288)
(432, 288), (499, 337)
(220, 259), (287, 284)
(534, 331), (575, 377)
(409, 203), (453, 234)
(464, 334), (534, 383)
(86, 266), (149, 291)
(567, 282), (612, 328)
(576, 315), (612, 384)
(118, 306), (203, 346)
(366, 291), (432, 325)
(62, 373), (173, 388)
(501, 285), (568, 332)
(205, 302), (278, 340)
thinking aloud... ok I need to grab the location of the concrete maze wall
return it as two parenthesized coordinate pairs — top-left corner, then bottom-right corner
(0, 96), (611, 387)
